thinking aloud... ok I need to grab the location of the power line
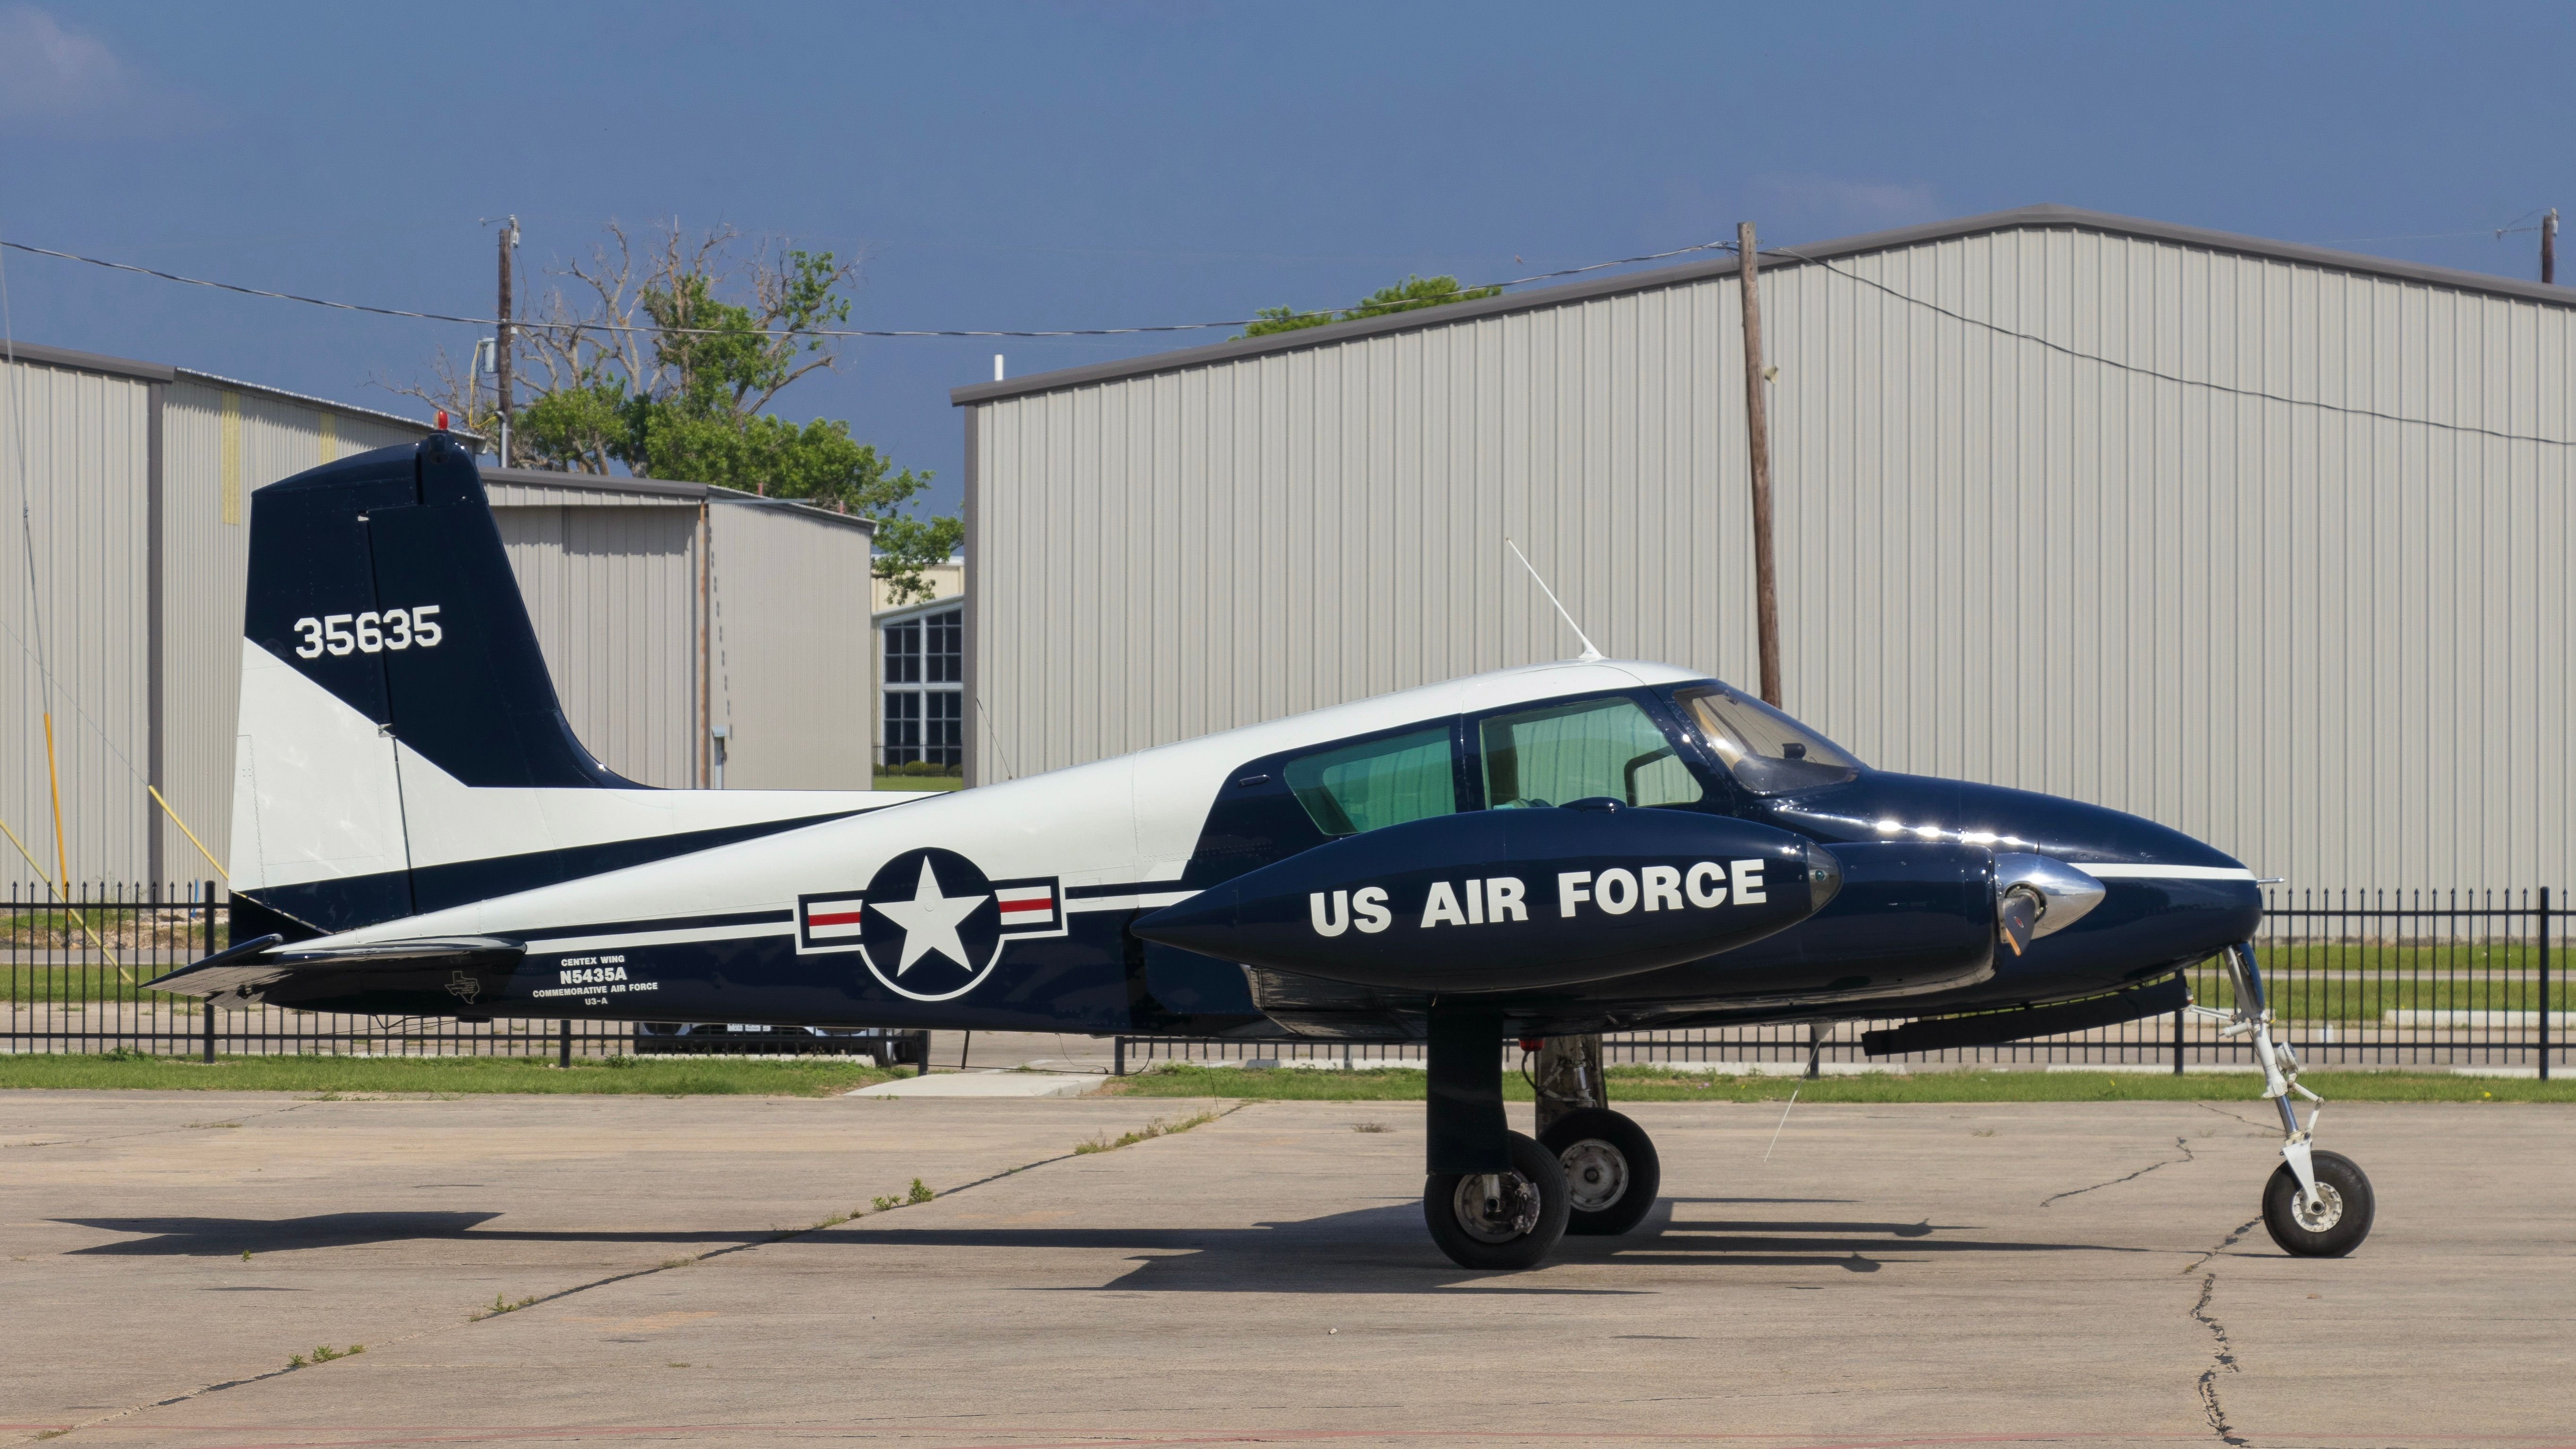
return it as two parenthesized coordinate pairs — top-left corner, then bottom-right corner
(17, 229), (2571, 446)
(0, 235), (1737, 341)
(1762, 243), (2576, 449)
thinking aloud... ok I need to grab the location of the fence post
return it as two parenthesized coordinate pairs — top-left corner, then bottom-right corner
(557, 1018), (572, 1069)
(2173, 1003), (2185, 1075)
(2541, 887), (2552, 1083)
(1112, 1035), (1126, 1077)
(202, 881), (219, 1063)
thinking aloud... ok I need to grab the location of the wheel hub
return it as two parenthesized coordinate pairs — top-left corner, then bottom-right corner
(1559, 1138), (1629, 1213)
(2289, 1180), (2343, 1233)
(1451, 1172), (1542, 1242)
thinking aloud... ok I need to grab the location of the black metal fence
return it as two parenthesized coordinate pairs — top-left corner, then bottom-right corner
(2, 882), (636, 1061)
(5, 884), (2563, 1076)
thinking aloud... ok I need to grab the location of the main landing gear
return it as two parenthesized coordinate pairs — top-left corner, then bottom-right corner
(1421, 1016), (1665, 1269)
(2190, 941), (2376, 1257)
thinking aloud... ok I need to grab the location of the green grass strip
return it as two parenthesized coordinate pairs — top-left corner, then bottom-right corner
(1103, 1062), (2576, 1104)
(0, 1052), (898, 1096)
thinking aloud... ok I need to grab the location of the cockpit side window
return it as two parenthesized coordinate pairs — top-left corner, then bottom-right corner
(1479, 695), (1705, 810)
(1675, 685), (1862, 794)
(1282, 726), (1458, 837)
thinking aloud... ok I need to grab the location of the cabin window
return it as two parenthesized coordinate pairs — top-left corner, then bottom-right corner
(1674, 685), (1861, 794)
(1283, 727), (1457, 837)
(1480, 696), (1704, 809)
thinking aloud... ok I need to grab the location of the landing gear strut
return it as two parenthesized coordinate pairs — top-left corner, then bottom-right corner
(1422, 1011), (1569, 1269)
(2191, 942), (2376, 1257)
(1528, 1035), (1662, 1236)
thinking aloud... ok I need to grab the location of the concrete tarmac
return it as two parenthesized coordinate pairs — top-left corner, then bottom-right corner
(2, 1090), (2567, 1448)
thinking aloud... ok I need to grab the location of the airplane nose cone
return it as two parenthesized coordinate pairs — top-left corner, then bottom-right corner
(1760, 773), (2262, 990)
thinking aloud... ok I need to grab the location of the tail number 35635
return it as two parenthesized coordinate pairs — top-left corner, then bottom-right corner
(293, 605), (443, 658)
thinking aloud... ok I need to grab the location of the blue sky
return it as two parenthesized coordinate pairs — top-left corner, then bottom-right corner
(2, 1), (2569, 523)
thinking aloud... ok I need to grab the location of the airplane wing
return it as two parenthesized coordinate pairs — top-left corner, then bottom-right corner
(146, 934), (524, 1001)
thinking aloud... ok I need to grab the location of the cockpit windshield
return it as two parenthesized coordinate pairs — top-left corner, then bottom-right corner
(1674, 685), (1862, 794)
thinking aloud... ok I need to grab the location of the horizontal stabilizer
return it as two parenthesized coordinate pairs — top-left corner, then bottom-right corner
(1860, 975), (2190, 1057)
(147, 934), (523, 1000)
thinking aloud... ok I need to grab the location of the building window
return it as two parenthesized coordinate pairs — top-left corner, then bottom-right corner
(884, 690), (922, 762)
(885, 618), (921, 684)
(926, 609), (962, 684)
(880, 604), (964, 771)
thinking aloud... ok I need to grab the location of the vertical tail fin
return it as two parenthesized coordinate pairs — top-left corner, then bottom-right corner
(230, 435), (637, 940)
(250, 433), (637, 792)
(228, 435), (871, 944)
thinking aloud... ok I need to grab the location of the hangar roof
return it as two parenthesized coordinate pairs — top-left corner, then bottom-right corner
(5, 337), (449, 437)
(482, 465), (876, 535)
(951, 202), (2576, 407)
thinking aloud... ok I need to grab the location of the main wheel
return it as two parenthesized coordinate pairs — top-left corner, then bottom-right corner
(2261, 1149), (2375, 1258)
(1422, 1130), (1570, 1271)
(1538, 1107), (1661, 1236)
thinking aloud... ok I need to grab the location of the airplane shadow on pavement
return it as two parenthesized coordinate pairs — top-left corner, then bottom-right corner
(55, 1199), (2141, 1292)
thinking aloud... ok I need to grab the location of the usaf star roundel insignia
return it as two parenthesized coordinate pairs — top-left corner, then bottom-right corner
(797, 848), (1060, 1002)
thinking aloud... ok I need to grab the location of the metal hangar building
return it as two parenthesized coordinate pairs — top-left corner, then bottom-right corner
(952, 204), (2575, 892)
(0, 341), (877, 890)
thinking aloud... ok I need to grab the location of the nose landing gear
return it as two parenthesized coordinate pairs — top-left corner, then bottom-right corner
(2192, 941), (2376, 1257)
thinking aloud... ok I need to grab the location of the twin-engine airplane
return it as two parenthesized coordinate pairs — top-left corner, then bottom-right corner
(157, 435), (2372, 1269)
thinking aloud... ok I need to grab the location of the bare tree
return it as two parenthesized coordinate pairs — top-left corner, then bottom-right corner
(388, 220), (864, 475)
(380, 219), (952, 600)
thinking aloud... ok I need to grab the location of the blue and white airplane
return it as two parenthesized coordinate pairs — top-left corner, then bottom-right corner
(156, 435), (2369, 1270)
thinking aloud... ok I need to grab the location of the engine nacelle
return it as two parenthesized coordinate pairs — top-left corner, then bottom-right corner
(1133, 803), (1842, 992)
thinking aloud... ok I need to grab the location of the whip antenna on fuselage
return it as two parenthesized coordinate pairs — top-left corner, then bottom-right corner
(1505, 537), (1603, 663)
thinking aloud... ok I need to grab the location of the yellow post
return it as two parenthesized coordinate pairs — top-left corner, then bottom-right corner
(41, 712), (69, 896)
(148, 786), (229, 880)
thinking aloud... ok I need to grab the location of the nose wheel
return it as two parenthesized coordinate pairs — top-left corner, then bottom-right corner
(2263, 1149), (2374, 1256)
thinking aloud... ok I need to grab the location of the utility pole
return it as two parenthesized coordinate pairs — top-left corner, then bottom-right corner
(2544, 209), (2559, 286)
(496, 216), (518, 465)
(1736, 222), (1783, 707)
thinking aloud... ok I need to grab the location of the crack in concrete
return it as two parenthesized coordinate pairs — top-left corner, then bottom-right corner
(44, 1099), (1252, 1441)
(2191, 1101), (2277, 1134)
(2186, 1217), (2261, 1447)
(2039, 1135), (2196, 1208)
(2, 1101), (313, 1152)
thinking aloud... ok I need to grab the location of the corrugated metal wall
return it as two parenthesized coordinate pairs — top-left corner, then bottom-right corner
(967, 221), (2576, 890)
(493, 498), (700, 788)
(0, 357), (154, 890)
(707, 497), (874, 791)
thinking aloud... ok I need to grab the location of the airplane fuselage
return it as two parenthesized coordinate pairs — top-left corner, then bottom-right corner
(249, 660), (2258, 1041)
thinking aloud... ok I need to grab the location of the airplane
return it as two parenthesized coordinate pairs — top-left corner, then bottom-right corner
(153, 433), (2370, 1271)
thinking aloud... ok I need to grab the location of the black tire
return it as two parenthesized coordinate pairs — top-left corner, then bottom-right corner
(2261, 1149), (2374, 1258)
(1422, 1131), (1570, 1271)
(1539, 1107), (1662, 1236)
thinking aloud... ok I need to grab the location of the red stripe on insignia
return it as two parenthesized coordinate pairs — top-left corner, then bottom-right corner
(997, 898), (1051, 914)
(806, 909), (864, 927)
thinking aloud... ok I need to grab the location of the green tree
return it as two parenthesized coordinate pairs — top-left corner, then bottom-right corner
(401, 222), (957, 602)
(1240, 274), (1503, 337)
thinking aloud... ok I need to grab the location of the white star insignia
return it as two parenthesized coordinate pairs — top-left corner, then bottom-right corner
(868, 858), (989, 975)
